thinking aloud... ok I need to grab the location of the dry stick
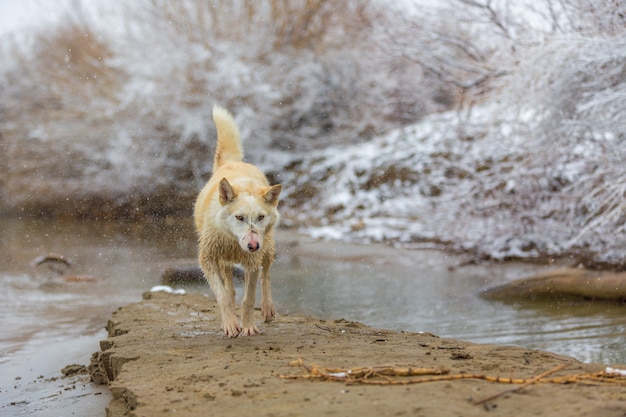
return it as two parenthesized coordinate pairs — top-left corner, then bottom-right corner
(280, 360), (626, 389)
(350, 366), (449, 378)
(472, 363), (569, 406)
(351, 373), (526, 386)
(281, 359), (449, 383)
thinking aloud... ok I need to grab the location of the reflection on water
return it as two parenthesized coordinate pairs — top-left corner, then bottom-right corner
(1, 216), (625, 401)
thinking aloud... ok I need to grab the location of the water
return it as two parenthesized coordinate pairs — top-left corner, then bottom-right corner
(1, 217), (625, 415)
(0, 217), (197, 416)
(272, 239), (626, 365)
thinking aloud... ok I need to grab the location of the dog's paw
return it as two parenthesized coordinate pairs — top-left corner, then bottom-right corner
(222, 320), (242, 338)
(240, 325), (260, 336)
(262, 302), (275, 323)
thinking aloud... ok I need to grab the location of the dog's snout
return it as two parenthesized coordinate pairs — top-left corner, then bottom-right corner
(241, 231), (261, 253)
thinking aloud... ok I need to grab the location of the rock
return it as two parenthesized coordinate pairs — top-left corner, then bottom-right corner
(481, 268), (626, 301)
(160, 265), (244, 286)
(61, 364), (87, 377)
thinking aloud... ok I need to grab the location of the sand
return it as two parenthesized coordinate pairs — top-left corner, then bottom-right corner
(89, 291), (626, 417)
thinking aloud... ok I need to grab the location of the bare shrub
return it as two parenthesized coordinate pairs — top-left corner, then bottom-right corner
(1, 0), (451, 216)
(1, 5), (126, 216)
(120, 0), (436, 153)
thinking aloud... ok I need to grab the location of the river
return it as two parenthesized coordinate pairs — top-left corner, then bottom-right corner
(1, 216), (625, 416)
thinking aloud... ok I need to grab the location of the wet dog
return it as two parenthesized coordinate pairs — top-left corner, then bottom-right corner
(194, 106), (281, 337)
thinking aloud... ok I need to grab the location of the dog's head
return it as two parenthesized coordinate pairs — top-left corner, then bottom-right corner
(219, 177), (281, 253)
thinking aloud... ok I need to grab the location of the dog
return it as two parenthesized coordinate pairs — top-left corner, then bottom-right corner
(194, 106), (282, 337)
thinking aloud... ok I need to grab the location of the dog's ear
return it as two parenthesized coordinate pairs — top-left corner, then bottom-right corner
(219, 178), (237, 205)
(263, 184), (282, 206)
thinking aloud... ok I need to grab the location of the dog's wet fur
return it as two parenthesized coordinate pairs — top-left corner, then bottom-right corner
(194, 106), (281, 337)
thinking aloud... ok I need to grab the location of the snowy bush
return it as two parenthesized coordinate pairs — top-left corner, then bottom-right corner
(279, 32), (626, 266)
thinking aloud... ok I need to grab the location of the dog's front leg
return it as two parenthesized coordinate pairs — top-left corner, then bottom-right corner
(220, 263), (236, 307)
(240, 268), (260, 336)
(203, 262), (240, 337)
(260, 261), (275, 323)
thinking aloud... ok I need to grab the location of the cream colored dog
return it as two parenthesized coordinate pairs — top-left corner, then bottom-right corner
(194, 106), (281, 337)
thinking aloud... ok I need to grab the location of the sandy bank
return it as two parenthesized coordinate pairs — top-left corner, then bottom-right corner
(90, 291), (626, 417)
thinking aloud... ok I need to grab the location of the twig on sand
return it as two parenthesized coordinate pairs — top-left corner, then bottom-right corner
(279, 359), (626, 401)
(280, 358), (449, 384)
(472, 363), (568, 405)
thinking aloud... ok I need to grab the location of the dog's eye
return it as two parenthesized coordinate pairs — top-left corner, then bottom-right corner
(257, 215), (265, 222)
(235, 215), (244, 222)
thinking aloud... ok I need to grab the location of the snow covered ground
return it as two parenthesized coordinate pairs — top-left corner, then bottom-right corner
(278, 67), (626, 265)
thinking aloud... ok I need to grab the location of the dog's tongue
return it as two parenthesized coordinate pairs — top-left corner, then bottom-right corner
(247, 233), (260, 252)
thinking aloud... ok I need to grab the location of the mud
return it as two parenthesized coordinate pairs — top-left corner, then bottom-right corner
(91, 291), (626, 417)
(4, 373), (107, 417)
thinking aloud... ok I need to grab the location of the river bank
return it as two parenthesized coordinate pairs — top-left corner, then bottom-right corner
(91, 291), (626, 417)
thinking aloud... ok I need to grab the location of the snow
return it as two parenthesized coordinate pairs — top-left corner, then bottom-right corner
(150, 285), (186, 295)
(279, 38), (626, 264)
(605, 367), (626, 376)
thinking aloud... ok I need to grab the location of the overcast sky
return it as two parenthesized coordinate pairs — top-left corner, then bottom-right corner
(0, 1), (35, 34)
(0, 0), (73, 35)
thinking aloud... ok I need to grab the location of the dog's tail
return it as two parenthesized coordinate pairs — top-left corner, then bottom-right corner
(212, 105), (243, 169)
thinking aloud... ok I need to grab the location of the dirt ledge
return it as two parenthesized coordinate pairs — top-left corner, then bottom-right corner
(90, 291), (626, 417)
